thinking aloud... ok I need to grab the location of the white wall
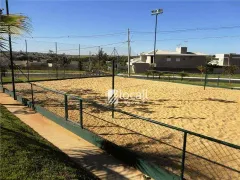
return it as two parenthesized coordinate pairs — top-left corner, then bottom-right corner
(215, 54), (225, 66)
(140, 55), (147, 62)
(146, 56), (151, 64)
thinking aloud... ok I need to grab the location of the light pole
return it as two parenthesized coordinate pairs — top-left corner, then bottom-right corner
(151, 9), (163, 64)
(5, 0), (16, 100)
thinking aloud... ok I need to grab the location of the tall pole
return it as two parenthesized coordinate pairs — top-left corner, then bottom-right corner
(153, 14), (158, 64)
(89, 51), (91, 72)
(78, 44), (82, 77)
(98, 46), (100, 75)
(6, 0), (16, 100)
(25, 39), (29, 81)
(55, 42), (58, 79)
(127, 28), (131, 77)
(112, 48), (115, 118)
(204, 63), (208, 90)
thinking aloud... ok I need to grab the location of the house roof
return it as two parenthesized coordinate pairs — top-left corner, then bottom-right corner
(142, 49), (207, 56)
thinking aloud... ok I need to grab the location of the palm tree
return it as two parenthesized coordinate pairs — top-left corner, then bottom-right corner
(0, 9), (31, 50)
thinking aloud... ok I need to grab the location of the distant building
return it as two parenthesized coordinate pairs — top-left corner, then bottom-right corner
(211, 53), (240, 66)
(128, 47), (207, 73)
(13, 61), (28, 68)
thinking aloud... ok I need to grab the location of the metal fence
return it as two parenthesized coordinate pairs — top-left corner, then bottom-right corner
(1, 76), (239, 179)
(0, 39), (129, 84)
(143, 70), (240, 89)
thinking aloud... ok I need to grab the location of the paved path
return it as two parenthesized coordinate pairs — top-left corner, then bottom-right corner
(0, 92), (143, 180)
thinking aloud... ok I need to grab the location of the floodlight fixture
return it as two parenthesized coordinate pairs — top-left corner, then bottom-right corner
(151, 9), (163, 15)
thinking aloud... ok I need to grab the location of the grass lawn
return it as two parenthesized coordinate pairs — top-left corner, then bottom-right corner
(19, 70), (85, 73)
(120, 72), (240, 79)
(0, 105), (97, 180)
(160, 78), (240, 88)
(2, 77), (48, 83)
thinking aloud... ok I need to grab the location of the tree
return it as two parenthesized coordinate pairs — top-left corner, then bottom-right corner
(158, 72), (164, 79)
(0, 9), (31, 50)
(0, 55), (9, 77)
(179, 71), (188, 81)
(223, 65), (239, 84)
(59, 53), (71, 77)
(91, 49), (109, 72)
(197, 65), (206, 81)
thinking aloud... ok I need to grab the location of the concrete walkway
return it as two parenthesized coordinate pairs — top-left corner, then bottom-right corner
(0, 92), (143, 180)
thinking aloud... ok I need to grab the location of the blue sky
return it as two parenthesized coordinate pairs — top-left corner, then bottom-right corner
(2, 0), (240, 55)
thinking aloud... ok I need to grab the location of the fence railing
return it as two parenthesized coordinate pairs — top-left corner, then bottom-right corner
(0, 77), (239, 179)
(131, 71), (240, 89)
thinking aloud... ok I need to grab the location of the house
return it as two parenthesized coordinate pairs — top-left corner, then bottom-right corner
(210, 53), (240, 74)
(65, 61), (79, 70)
(127, 57), (150, 73)
(211, 53), (240, 66)
(139, 47), (207, 72)
(13, 61), (28, 68)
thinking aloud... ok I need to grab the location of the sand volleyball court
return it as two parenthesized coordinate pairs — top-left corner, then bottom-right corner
(36, 76), (240, 145)
(5, 76), (240, 179)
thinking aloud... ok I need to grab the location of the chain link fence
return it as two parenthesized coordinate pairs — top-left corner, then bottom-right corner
(139, 70), (240, 89)
(1, 41), (239, 179)
(1, 78), (239, 179)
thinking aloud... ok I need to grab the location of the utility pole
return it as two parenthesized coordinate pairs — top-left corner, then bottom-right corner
(6, 0), (16, 100)
(151, 9), (163, 64)
(98, 46), (100, 75)
(153, 14), (158, 64)
(25, 39), (29, 81)
(112, 48), (115, 118)
(89, 51), (91, 72)
(78, 44), (82, 77)
(55, 42), (58, 79)
(127, 28), (131, 77)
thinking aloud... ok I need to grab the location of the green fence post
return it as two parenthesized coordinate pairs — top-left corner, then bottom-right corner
(30, 83), (34, 109)
(181, 132), (187, 180)
(79, 99), (83, 128)
(0, 69), (3, 92)
(112, 57), (115, 119)
(64, 94), (68, 121)
(217, 75), (220, 86)
(204, 68), (208, 90)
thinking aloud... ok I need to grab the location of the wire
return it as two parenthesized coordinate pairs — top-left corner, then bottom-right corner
(24, 32), (126, 39)
(132, 25), (240, 34)
(80, 41), (127, 49)
(19, 41), (127, 54)
(132, 35), (240, 42)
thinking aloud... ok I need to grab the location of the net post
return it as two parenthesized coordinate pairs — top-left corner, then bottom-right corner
(64, 94), (68, 121)
(30, 83), (35, 109)
(112, 56), (115, 118)
(181, 132), (187, 179)
(79, 99), (83, 128)
(204, 64), (208, 90)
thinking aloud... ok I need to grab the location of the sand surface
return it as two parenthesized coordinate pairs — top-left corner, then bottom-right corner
(4, 77), (240, 179)
(36, 77), (240, 145)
